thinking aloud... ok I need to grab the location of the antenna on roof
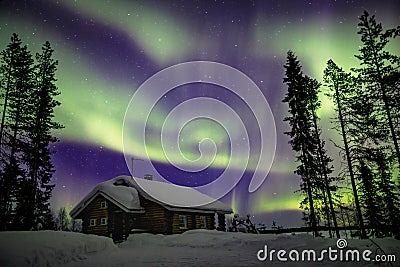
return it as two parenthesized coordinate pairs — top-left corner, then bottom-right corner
(131, 157), (143, 178)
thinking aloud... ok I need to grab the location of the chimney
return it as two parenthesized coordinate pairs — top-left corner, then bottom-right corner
(144, 174), (153, 180)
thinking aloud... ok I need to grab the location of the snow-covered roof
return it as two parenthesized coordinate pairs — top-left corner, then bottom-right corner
(70, 176), (232, 218)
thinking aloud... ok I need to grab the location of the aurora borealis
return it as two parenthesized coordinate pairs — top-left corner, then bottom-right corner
(1, 0), (399, 227)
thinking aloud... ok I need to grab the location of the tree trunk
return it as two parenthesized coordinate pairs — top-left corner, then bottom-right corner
(310, 109), (340, 238)
(0, 55), (13, 149)
(334, 82), (366, 239)
(367, 24), (400, 177)
(301, 149), (318, 237)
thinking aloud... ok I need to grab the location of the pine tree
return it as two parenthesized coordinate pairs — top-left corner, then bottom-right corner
(0, 34), (35, 230)
(357, 159), (384, 237)
(349, 81), (387, 238)
(283, 51), (319, 236)
(354, 11), (400, 171)
(15, 41), (62, 230)
(370, 149), (400, 238)
(6, 46), (35, 230)
(323, 60), (367, 238)
(0, 35), (62, 230)
(0, 34), (20, 150)
(335, 11), (400, 238)
(0, 34), (21, 228)
(284, 51), (341, 237)
(304, 76), (340, 238)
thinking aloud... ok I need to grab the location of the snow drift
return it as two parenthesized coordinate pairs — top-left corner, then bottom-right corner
(1, 230), (399, 266)
(0, 231), (115, 267)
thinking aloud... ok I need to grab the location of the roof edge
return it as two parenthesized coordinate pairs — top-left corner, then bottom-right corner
(70, 191), (145, 219)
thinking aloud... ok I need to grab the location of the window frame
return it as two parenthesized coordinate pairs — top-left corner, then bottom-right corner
(179, 215), (188, 229)
(199, 215), (207, 229)
(100, 217), (108, 226)
(100, 201), (107, 209)
(89, 218), (96, 226)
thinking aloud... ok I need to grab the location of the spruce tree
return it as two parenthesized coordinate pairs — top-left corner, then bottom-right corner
(0, 34), (22, 229)
(324, 60), (367, 238)
(350, 80), (387, 238)
(304, 76), (340, 238)
(354, 11), (400, 170)
(0, 34), (34, 230)
(6, 45), (35, 230)
(0, 34), (20, 149)
(339, 11), (400, 238)
(15, 41), (62, 230)
(0, 35), (62, 230)
(32, 41), (62, 229)
(357, 159), (383, 237)
(370, 149), (400, 238)
(283, 51), (318, 236)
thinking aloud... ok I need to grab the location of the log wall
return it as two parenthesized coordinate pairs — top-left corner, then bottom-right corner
(79, 194), (222, 240)
(135, 196), (167, 233)
(81, 195), (109, 237)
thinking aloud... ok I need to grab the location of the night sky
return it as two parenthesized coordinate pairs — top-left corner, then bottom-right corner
(0, 0), (399, 227)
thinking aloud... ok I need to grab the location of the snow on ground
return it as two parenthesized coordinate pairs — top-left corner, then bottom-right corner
(1, 230), (399, 267)
(0, 231), (116, 267)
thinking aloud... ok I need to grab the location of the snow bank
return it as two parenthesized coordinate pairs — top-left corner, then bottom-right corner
(0, 231), (115, 267)
(121, 229), (285, 248)
(2, 230), (400, 267)
(117, 230), (400, 266)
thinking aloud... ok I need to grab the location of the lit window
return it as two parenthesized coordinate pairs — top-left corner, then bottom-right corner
(200, 216), (207, 229)
(89, 219), (96, 226)
(100, 201), (107, 209)
(179, 215), (187, 229)
(100, 217), (108, 225)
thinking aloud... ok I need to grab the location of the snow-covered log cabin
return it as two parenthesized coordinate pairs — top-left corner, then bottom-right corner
(70, 176), (233, 242)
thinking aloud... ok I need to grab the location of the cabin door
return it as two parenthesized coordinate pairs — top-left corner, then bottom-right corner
(113, 212), (124, 242)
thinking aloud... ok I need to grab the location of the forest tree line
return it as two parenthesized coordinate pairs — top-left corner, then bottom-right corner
(0, 33), (63, 231)
(283, 11), (400, 239)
